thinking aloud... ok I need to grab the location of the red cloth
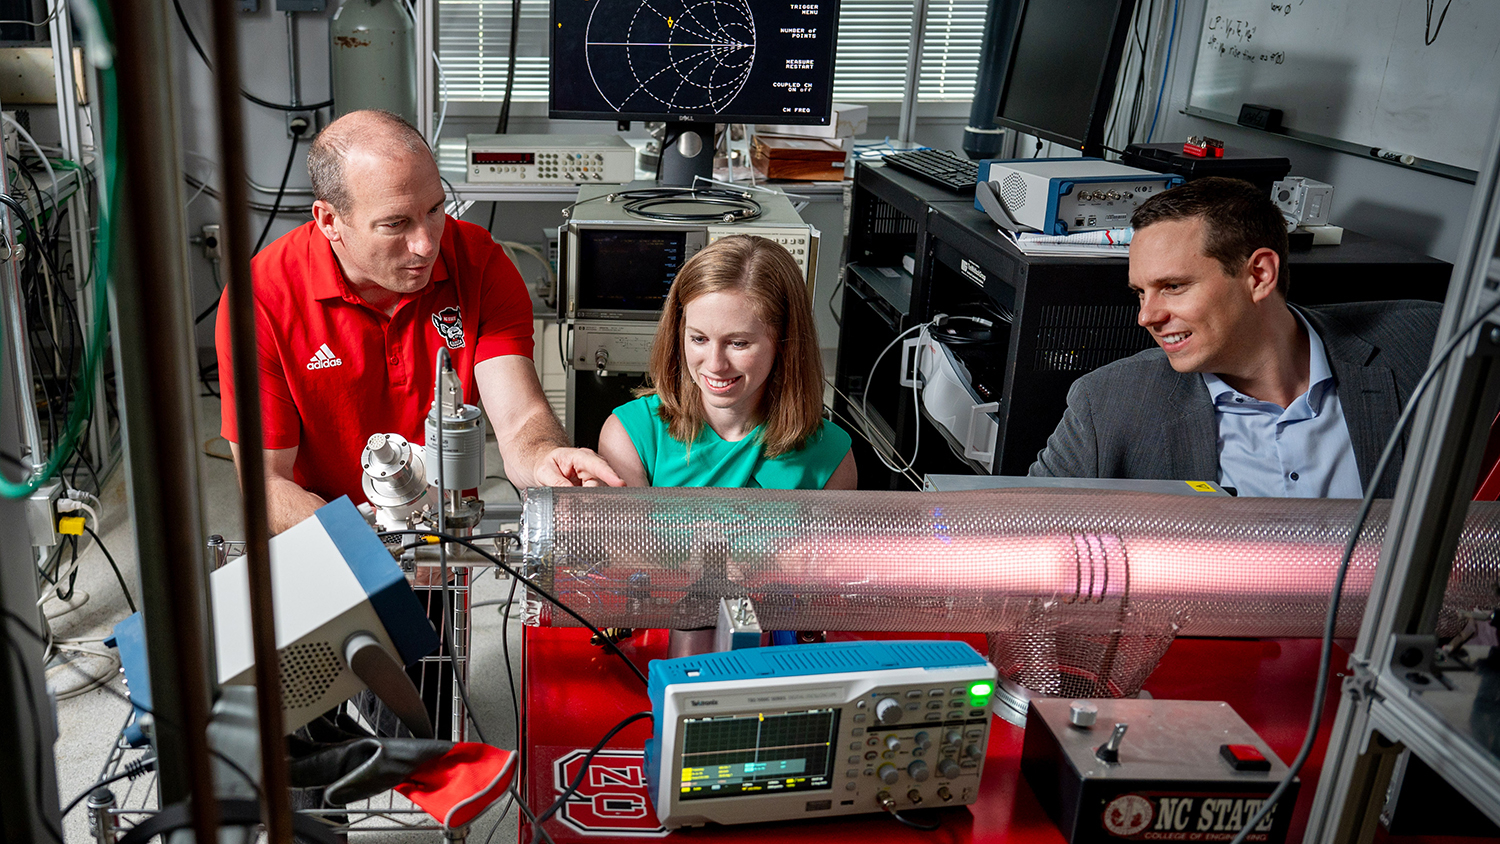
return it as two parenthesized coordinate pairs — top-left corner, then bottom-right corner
(395, 742), (518, 829)
(217, 217), (533, 504)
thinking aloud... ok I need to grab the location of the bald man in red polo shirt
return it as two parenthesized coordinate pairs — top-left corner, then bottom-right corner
(217, 110), (622, 533)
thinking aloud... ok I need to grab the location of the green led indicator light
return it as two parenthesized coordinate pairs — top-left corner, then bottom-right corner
(969, 682), (994, 697)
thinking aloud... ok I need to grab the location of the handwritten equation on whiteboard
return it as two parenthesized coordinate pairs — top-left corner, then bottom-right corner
(1203, 14), (1284, 64)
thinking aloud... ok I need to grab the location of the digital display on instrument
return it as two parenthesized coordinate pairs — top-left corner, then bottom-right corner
(472, 152), (536, 165)
(677, 708), (840, 801)
(549, 0), (841, 124)
(575, 229), (688, 312)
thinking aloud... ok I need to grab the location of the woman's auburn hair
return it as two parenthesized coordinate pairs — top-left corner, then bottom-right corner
(641, 234), (825, 458)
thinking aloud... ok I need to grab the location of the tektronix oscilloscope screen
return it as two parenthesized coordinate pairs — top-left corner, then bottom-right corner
(550, 0), (841, 124)
(678, 708), (840, 800)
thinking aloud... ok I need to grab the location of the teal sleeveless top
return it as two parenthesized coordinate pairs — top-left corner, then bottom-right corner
(613, 394), (852, 489)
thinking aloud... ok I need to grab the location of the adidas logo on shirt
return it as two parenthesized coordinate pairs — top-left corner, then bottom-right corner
(306, 343), (343, 370)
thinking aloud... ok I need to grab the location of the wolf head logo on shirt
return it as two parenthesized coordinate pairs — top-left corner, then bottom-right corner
(431, 306), (465, 349)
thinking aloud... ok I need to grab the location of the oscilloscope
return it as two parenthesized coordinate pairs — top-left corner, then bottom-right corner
(645, 640), (999, 829)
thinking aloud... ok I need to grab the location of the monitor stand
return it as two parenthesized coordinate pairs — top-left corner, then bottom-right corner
(658, 121), (717, 186)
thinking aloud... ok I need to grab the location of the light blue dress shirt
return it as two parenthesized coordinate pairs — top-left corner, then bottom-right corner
(1202, 312), (1363, 498)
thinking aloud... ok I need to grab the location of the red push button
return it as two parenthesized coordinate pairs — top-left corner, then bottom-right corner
(1219, 743), (1271, 772)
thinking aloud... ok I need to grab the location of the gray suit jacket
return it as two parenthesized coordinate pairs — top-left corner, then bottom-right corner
(1028, 301), (1443, 498)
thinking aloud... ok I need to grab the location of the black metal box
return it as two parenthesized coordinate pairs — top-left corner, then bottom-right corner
(1021, 699), (1299, 844)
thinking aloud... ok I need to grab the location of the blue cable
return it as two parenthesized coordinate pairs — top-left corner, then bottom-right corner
(1145, 0), (1180, 143)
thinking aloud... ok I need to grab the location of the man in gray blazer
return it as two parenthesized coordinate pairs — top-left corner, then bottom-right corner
(1028, 177), (1440, 498)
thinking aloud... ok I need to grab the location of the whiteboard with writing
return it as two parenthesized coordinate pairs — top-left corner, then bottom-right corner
(1186, 0), (1500, 172)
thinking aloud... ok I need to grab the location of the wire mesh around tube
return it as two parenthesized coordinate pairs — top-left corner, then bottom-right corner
(522, 487), (1500, 697)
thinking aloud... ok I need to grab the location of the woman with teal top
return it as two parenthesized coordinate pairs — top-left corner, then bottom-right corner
(598, 234), (856, 489)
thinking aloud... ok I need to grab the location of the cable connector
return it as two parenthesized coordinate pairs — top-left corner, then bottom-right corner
(57, 497), (84, 513)
(122, 756), (157, 780)
(58, 515), (85, 536)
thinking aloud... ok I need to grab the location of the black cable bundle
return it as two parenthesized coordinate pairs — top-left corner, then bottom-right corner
(0, 172), (106, 493)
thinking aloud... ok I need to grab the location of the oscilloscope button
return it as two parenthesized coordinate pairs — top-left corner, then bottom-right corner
(846, 781), (857, 791)
(852, 728), (864, 736)
(853, 713), (867, 723)
(905, 690), (922, 700)
(848, 756), (860, 765)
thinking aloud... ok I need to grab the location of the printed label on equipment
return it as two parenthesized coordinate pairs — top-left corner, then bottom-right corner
(1184, 481), (1216, 492)
(959, 258), (986, 289)
(552, 748), (668, 837)
(1100, 791), (1280, 841)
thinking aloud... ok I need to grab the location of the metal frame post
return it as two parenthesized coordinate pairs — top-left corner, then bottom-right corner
(1304, 89), (1500, 844)
(206, 0), (295, 840)
(414, 0), (437, 141)
(48, 0), (114, 480)
(897, 0), (931, 144)
(106, 0), (218, 838)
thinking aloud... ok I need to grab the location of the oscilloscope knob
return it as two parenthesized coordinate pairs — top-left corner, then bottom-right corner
(937, 758), (961, 779)
(907, 760), (930, 782)
(875, 697), (903, 724)
(877, 763), (900, 785)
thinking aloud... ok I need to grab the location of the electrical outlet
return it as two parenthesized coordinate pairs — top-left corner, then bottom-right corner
(200, 224), (221, 261)
(287, 110), (318, 140)
(26, 480), (61, 548)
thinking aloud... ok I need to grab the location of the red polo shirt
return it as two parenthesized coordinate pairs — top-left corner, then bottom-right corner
(217, 216), (534, 505)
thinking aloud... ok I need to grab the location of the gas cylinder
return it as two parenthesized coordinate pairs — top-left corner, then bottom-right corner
(330, 0), (418, 126)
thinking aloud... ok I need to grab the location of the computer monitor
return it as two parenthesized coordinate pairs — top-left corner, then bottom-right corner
(550, 0), (841, 183)
(992, 0), (1138, 158)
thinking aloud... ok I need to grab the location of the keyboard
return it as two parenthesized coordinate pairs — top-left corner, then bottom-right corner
(880, 149), (980, 191)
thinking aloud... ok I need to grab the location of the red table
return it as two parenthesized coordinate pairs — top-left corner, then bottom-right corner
(518, 628), (1419, 843)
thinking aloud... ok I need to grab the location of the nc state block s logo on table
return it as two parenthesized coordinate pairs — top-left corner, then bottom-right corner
(550, 748), (667, 837)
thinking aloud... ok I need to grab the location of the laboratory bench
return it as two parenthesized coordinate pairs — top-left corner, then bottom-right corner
(518, 628), (1357, 843)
